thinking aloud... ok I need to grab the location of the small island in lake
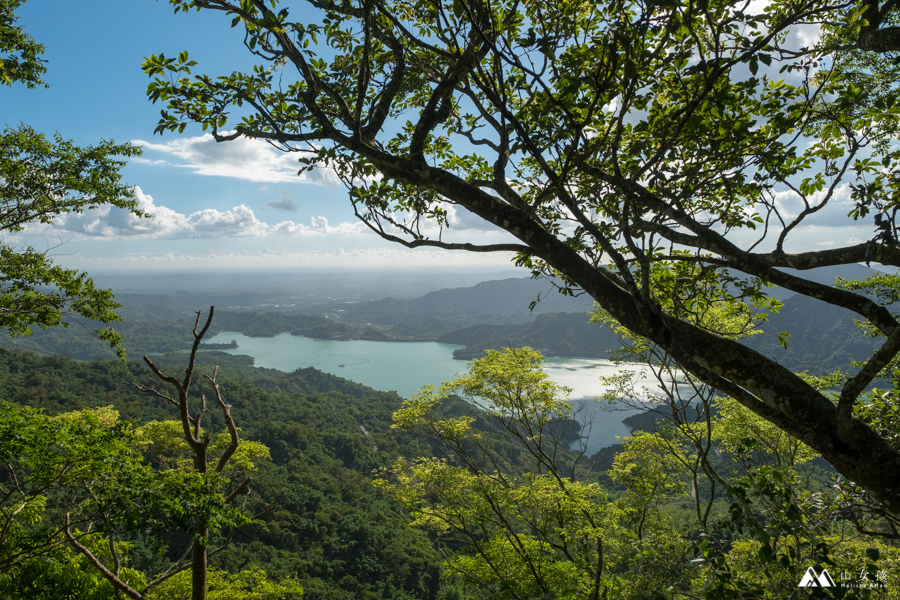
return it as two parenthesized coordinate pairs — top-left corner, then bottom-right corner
(199, 340), (238, 350)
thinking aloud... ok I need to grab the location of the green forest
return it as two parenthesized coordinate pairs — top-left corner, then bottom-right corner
(3, 327), (900, 599)
(7, 0), (900, 596)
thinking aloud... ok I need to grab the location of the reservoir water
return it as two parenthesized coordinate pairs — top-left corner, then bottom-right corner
(205, 331), (653, 451)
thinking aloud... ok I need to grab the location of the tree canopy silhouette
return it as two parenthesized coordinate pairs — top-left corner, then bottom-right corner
(145, 0), (900, 514)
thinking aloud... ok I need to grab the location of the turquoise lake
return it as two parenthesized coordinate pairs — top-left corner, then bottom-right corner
(205, 331), (652, 451)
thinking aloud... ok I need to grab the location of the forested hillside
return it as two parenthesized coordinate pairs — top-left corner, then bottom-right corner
(0, 348), (453, 600)
(744, 294), (880, 374)
(5, 337), (900, 598)
(439, 312), (621, 359)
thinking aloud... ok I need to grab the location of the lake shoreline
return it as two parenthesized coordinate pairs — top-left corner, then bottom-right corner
(204, 330), (655, 449)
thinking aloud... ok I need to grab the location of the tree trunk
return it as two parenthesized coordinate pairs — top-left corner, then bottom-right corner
(192, 525), (207, 600)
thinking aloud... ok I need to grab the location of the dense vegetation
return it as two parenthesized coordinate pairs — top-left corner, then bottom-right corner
(4, 335), (900, 598)
(0, 346), (451, 599)
(381, 348), (900, 598)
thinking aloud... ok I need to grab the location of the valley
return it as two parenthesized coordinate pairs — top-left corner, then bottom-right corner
(1, 264), (897, 598)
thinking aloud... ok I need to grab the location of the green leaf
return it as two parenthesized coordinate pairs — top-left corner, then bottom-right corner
(777, 331), (791, 349)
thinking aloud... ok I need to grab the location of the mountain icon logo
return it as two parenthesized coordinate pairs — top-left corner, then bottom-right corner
(798, 567), (836, 588)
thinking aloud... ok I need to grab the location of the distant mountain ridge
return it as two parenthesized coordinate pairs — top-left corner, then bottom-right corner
(340, 277), (595, 324)
(340, 264), (889, 320)
(438, 312), (620, 359)
(0, 265), (888, 373)
(414, 264), (889, 370)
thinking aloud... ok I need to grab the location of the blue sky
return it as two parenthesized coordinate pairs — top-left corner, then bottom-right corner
(3, 0), (514, 273)
(3, 0), (879, 273)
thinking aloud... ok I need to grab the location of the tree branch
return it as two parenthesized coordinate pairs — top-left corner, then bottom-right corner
(64, 514), (144, 600)
(859, 26), (900, 51)
(838, 325), (900, 424)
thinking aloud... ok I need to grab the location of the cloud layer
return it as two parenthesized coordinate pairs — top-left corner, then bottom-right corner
(41, 188), (365, 240)
(133, 133), (342, 186)
(62, 247), (515, 271)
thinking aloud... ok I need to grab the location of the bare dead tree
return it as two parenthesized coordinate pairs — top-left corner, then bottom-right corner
(66, 307), (252, 600)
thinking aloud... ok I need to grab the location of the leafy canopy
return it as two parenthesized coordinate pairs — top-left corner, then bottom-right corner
(382, 347), (690, 599)
(0, 0), (43, 88)
(144, 0), (900, 514)
(1, 0), (142, 356)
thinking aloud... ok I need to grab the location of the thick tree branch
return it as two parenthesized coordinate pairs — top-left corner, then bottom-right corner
(207, 367), (240, 474)
(859, 26), (900, 51)
(64, 514), (144, 600)
(224, 477), (252, 504)
(409, 38), (488, 161)
(758, 242), (900, 270)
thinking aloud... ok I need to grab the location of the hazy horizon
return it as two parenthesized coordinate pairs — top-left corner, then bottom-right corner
(85, 265), (524, 302)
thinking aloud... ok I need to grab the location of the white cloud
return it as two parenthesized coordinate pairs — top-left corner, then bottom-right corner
(28, 187), (364, 240)
(187, 205), (268, 237)
(271, 216), (366, 236)
(56, 187), (188, 238)
(133, 133), (342, 186)
(770, 184), (858, 228)
(130, 157), (168, 166)
(16, 187), (515, 245)
(794, 24), (822, 50)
